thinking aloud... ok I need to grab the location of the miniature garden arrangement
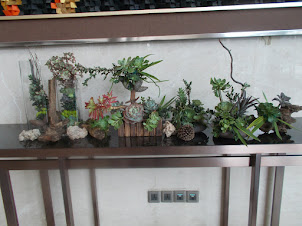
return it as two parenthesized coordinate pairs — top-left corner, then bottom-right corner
(19, 42), (302, 145)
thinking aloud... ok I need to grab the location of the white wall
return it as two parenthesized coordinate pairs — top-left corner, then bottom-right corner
(0, 36), (302, 226)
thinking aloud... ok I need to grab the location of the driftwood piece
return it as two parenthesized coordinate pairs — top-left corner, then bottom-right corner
(48, 78), (60, 126)
(278, 105), (302, 132)
(38, 119), (68, 142)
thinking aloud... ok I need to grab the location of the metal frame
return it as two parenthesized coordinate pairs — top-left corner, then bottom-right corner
(1, 29), (302, 48)
(0, 145), (300, 226)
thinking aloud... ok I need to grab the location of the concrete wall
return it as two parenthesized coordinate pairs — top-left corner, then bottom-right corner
(0, 36), (302, 225)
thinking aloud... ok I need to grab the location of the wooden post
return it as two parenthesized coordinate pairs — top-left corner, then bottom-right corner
(130, 90), (136, 103)
(48, 78), (59, 126)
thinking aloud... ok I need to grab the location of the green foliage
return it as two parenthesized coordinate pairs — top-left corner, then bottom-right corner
(61, 110), (77, 126)
(172, 81), (207, 130)
(108, 111), (123, 130)
(210, 78), (231, 102)
(45, 52), (83, 87)
(143, 111), (161, 132)
(256, 102), (281, 124)
(28, 74), (48, 120)
(90, 116), (110, 131)
(248, 94), (284, 139)
(157, 95), (175, 119)
(210, 77), (258, 145)
(212, 102), (259, 145)
(90, 111), (123, 132)
(79, 55), (166, 95)
(141, 97), (159, 115)
(60, 88), (76, 111)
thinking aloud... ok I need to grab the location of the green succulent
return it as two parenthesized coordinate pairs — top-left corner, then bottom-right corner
(90, 116), (110, 132)
(143, 111), (161, 132)
(141, 97), (159, 115)
(108, 111), (123, 130)
(172, 81), (207, 130)
(210, 78), (231, 102)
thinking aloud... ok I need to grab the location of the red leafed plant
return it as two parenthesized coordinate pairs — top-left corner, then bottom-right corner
(85, 91), (117, 120)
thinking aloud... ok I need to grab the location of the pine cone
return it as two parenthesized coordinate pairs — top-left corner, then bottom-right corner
(177, 125), (195, 141)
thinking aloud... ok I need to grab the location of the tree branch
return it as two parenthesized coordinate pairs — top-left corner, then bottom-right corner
(219, 39), (244, 87)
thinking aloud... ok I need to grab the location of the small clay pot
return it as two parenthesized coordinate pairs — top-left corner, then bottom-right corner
(88, 127), (106, 140)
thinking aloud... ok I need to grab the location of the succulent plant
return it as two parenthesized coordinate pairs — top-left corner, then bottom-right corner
(123, 103), (144, 124)
(141, 97), (159, 115)
(143, 111), (161, 132)
(273, 92), (291, 107)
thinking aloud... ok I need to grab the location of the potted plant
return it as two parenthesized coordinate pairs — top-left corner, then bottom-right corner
(78, 55), (167, 137)
(171, 80), (208, 141)
(84, 91), (123, 140)
(140, 96), (175, 133)
(210, 78), (259, 145)
(210, 40), (259, 145)
(247, 93), (302, 140)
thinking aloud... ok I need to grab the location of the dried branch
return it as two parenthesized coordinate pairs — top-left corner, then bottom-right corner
(219, 39), (244, 87)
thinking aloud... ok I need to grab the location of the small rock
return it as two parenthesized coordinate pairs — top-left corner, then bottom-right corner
(163, 121), (176, 138)
(19, 129), (41, 141)
(67, 126), (88, 140)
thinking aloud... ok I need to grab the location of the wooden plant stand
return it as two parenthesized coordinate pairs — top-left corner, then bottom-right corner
(118, 120), (162, 137)
(118, 90), (162, 137)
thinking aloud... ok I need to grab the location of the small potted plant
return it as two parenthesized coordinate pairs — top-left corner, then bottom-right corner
(140, 96), (175, 134)
(84, 91), (123, 140)
(171, 80), (208, 141)
(247, 93), (302, 140)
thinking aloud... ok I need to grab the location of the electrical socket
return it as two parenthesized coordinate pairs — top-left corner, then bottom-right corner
(174, 191), (186, 202)
(186, 191), (199, 203)
(148, 191), (160, 203)
(161, 191), (173, 202)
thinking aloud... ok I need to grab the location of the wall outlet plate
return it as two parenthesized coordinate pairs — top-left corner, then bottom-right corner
(148, 191), (160, 203)
(186, 191), (199, 203)
(161, 191), (173, 202)
(174, 191), (186, 202)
